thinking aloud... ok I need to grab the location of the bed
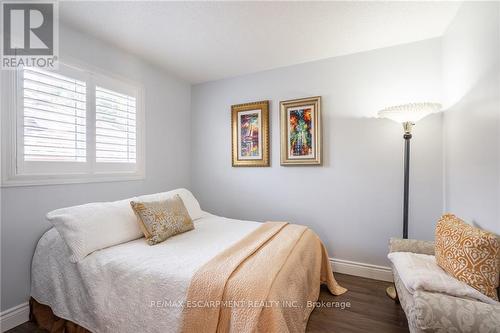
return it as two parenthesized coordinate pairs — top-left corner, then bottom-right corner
(31, 193), (346, 333)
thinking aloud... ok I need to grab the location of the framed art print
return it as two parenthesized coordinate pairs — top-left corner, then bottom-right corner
(231, 100), (269, 167)
(280, 96), (321, 165)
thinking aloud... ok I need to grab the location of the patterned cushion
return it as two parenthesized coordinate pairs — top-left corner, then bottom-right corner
(435, 214), (500, 301)
(130, 195), (194, 245)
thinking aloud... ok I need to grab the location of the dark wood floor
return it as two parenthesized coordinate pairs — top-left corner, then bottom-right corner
(306, 273), (409, 333)
(7, 273), (408, 333)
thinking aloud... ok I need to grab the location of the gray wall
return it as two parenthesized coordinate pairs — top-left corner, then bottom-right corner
(443, 2), (500, 234)
(191, 38), (444, 268)
(0, 25), (192, 310)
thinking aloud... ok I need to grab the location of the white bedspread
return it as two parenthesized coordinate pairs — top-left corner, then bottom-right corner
(31, 214), (260, 333)
(388, 252), (498, 305)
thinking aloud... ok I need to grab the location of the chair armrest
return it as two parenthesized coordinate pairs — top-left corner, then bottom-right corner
(389, 238), (435, 255)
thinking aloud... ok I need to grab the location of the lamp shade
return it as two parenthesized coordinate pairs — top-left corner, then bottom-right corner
(378, 102), (441, 123)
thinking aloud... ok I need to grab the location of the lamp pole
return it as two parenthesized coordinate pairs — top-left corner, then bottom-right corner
(385, 122), (413, 301)
(378, 102), (441, 302)
(402, 122), (412, 239)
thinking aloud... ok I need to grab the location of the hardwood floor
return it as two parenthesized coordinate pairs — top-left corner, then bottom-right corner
(5, 323), (45, 333)
(7, 273), (408, 333)
(306, 273), (409, 333)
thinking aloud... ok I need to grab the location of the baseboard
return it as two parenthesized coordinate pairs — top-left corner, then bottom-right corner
(0, 302), (29, 332)
(330, 258), (393, 282)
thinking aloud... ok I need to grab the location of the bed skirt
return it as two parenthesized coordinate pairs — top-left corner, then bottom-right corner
(30, 297), (91, 333)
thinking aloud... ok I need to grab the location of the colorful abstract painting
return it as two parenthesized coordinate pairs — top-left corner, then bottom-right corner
(231, 101), (269, 167)
(280, 96), (321, 165)
(239, 111), (260, 158)
(288, 107), (313, 158)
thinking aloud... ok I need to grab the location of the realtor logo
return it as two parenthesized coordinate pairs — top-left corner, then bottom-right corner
(1, 1), (58, 69)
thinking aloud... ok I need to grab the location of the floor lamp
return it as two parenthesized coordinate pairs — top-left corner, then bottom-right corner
(378, 102), (441, 300)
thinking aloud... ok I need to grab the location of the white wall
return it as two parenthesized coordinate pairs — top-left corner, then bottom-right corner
(0, 24), (192, 311)
(443, 2), (500, 233)
(191, 38), (444, 268)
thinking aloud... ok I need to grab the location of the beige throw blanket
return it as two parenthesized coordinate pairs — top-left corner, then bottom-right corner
(181, 222), (347, 333)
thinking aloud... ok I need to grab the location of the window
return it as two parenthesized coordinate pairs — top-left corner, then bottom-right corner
(95, 86), (136, 163)
(1, 62), (144, 186)
(22, 68), (87, 163)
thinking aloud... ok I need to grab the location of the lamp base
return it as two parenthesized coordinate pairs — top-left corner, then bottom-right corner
(386, 285), (399, 302)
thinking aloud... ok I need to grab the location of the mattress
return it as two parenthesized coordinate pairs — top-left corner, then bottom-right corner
(31, 213), (260, 333)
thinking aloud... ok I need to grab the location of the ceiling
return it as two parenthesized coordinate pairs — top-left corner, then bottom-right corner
(60, 1), (462, 84)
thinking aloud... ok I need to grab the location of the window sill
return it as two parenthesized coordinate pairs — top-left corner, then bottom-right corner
(1, 173), (145, 187)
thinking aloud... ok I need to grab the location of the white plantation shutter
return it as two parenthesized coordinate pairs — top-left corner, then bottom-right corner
(22, 68), (86, 162)
(95, 86), (136, 163)
(3, 62), (144, 185)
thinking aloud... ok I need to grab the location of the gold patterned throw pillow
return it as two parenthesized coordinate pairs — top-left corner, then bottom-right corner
(130, 195), (194, 245)
(435, 214), (500, 301)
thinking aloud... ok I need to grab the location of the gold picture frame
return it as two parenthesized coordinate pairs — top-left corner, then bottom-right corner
(280, 96), (322, 165)
(231, 100), (270, 167)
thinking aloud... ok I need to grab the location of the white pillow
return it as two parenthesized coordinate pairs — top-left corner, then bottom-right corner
(135, 188), (204, 220)
(46, 188), (203, 262)
(47, 198), (141, 263)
